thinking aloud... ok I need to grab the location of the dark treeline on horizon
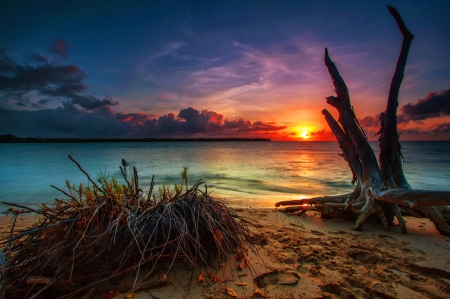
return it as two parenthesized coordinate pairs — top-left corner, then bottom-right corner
(0, 134), (271, 143)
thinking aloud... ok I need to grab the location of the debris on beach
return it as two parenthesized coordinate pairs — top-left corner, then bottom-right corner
(0, 155), (256, 299)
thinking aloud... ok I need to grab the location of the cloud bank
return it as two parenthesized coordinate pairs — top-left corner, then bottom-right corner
(399, 89), (450, 123)
(356, 89), (450, 136)
(0, 49), (286, 138)
(0, 105), (287, 138)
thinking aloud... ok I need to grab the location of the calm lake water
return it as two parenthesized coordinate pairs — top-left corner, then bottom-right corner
(1, 141), (449, 211)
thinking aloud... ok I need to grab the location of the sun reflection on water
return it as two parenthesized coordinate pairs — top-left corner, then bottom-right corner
(1, 141), (447, 211)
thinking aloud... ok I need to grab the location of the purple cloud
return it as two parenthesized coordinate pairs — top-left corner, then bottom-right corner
(69, 95), (119, 111)
(358, 114), (382, 128)
(400, 89), (450, 123)
(143, 107), (286, 136)
(356, 90), (450, 137)
(223, 118), (286, 132)
(0, 50), (88, 106)
(0, 48), (123, 114)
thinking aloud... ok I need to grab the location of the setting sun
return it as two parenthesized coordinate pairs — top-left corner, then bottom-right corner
(296, 127), (313, 139)
(300, 131), (310, 139)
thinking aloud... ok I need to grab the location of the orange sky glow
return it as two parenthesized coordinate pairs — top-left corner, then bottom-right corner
(1, 1), (449, 141)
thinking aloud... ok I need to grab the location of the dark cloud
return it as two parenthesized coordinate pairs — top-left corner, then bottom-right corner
(0, 50), (87, 106)
(138, 107), (286, 136)
(399, 89), (450, 123)
(309, 129), (329, 136)
(0, 49), (122, 113)
(41, 81), (87, 98)
(50, 39), (70, 58)
(40, 105), (130, 136)
(142, 107), (285, 136)
(31, 99), (50, 108)
(0, 49), (138, 136)
(0, 50), (285, 138)
(358, 114), (381, 128)
(0, 105), (285, 138)
(116, 112), (156, 125)
(432, 122), (450, 133)
(177, 107), (224, 133)
(150, 113), (181, 134)
(223, 118), (286, 132)
(357, 90), (450, 136)
(0, 106), (127, 137)
(69, 95), (118, 111)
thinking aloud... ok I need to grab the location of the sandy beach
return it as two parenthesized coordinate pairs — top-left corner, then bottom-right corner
(1, 208), (450, 299)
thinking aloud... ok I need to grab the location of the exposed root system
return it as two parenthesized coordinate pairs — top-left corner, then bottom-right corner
(0, 156), (255, 299)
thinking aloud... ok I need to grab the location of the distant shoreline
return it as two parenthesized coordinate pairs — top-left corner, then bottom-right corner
(0, 134), (270, 143)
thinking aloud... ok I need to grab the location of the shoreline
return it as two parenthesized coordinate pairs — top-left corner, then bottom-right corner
(1, 208), (449, 298)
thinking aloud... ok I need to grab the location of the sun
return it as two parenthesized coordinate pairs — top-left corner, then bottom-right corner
(295, 126), (312, 139)
(292, 126), (315, 140)
(300, 131), (310, 139)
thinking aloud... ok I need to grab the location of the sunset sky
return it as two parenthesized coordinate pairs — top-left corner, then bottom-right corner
(1, 0), (449, 141)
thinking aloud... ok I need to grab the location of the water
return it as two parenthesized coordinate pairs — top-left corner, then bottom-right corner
(0, 141), (449, 211)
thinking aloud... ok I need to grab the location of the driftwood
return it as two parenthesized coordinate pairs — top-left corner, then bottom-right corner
(276, 6), (450, 235)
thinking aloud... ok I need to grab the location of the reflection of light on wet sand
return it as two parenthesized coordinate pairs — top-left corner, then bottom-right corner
(224, 194), (319, 209)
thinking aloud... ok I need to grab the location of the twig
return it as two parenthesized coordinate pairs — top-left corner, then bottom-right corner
(120, 166), (131, 189)
(68, 155), (103, 192)
(50, 185), (78, 202)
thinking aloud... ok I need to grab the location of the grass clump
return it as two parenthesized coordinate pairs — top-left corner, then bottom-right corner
(0, 156), (255, 299)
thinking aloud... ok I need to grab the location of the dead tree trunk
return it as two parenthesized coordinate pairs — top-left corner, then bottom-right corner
(276, 6), (450, 235)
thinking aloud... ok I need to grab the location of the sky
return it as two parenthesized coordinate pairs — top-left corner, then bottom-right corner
(1, 0), (449, 141)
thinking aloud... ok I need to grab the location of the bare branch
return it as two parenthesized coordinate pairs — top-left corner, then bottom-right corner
(379, 6), (414, 188)
(323, 109), (361, 184)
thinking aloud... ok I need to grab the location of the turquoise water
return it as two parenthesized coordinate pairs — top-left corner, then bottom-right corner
(0, 141), (449, 211)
